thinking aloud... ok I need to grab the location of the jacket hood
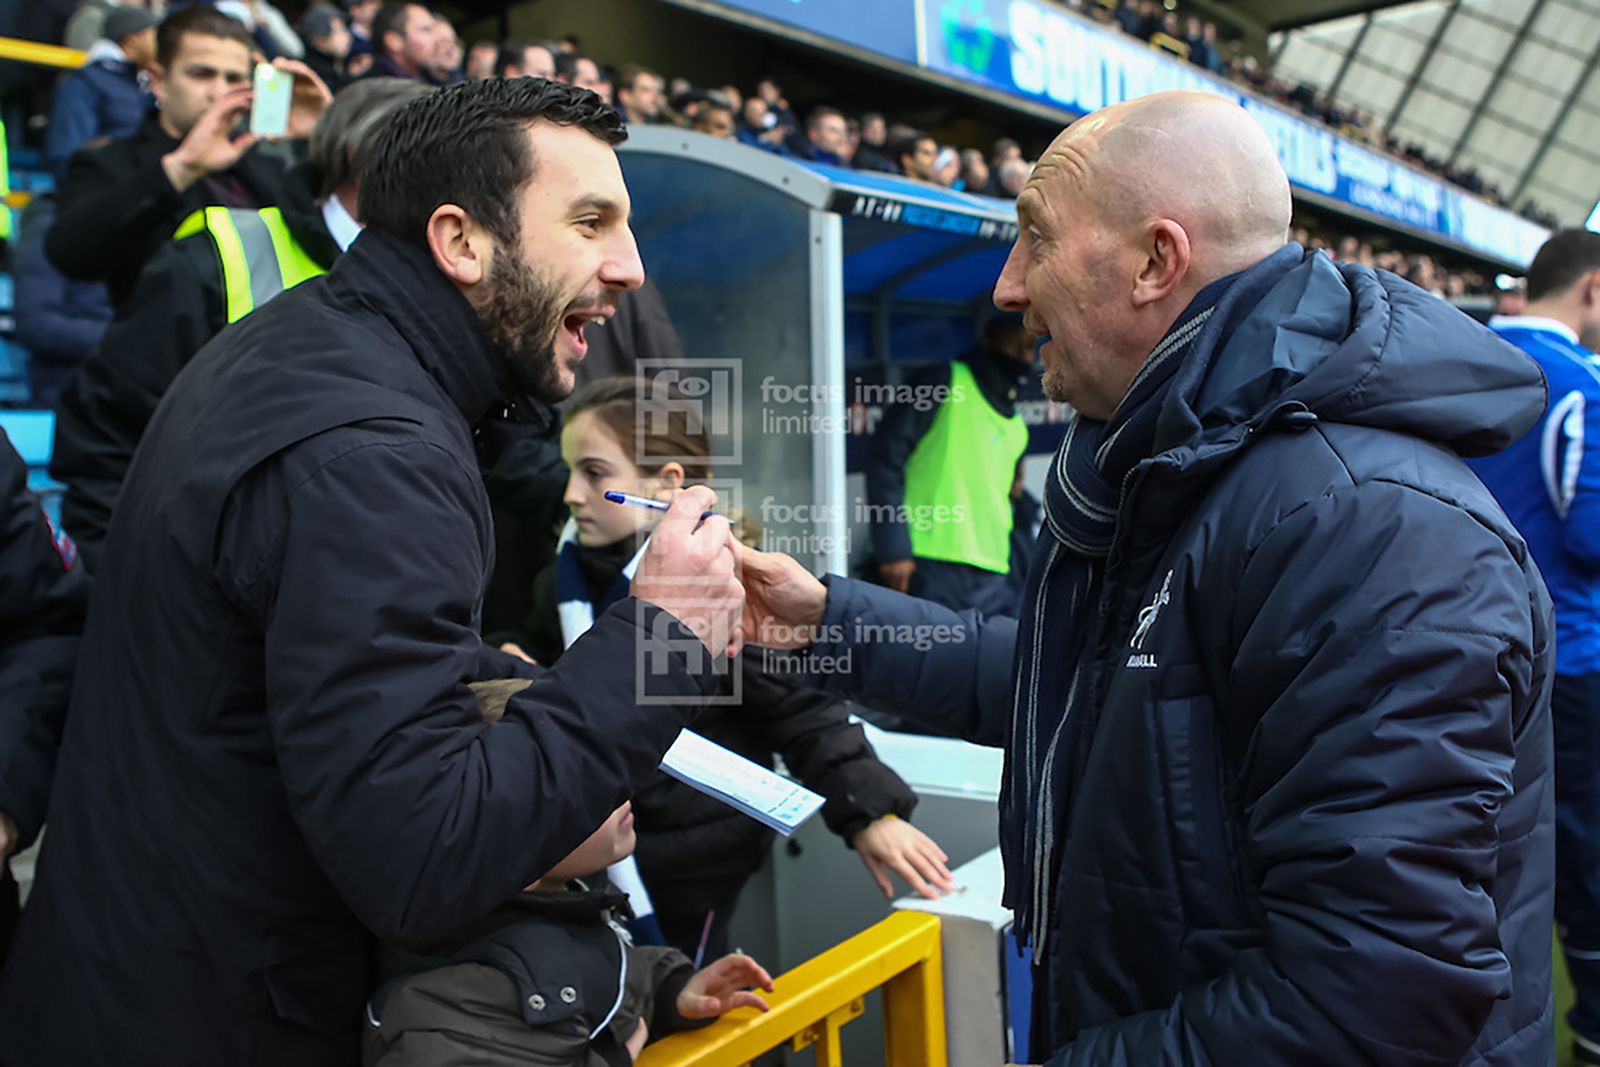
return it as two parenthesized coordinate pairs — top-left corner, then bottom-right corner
(1173, 245), (1546, 459)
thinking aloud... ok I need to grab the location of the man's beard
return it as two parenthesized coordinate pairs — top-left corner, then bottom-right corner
(473, 241), (570, 403)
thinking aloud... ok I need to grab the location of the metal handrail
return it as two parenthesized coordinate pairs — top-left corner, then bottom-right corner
(637, 910), (947, 1067)
(0, 37), (87, 70)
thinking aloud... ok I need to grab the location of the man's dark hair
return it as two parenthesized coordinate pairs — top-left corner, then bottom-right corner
(495, 39), (530, 77)
(806, 106), (843, 131)
(360, 77), (627, 250)
(691, 100), (733, 130)
(1526, 229), (1600, 302)
(893, 130), (935, 164)
(155, 5), (252, 68)
(371, 1), (420, 58)
(553, 51), (584, 84)
(615, 64), (657, 95)
(990, 136), (1019, 161)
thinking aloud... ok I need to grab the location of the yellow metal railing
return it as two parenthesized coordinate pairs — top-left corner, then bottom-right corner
(0, 37), (87, 70)
(638, 910), (946, 1067)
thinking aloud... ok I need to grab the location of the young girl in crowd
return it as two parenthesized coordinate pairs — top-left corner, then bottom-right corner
(517, 376), (954, 961)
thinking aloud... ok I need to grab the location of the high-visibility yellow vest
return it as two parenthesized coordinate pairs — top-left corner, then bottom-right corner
(903, 359), (1030, 574)
(173, 205), (327, 323)
(0, 116), (12, 242)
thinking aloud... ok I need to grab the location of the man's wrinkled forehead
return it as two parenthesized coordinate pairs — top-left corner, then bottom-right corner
(1015, 178), (1068, 234)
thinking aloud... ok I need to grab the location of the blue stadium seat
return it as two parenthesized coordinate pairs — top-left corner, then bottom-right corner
(0, 409), (62, 525)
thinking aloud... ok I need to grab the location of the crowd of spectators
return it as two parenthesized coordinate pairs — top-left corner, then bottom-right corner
(1294, 227), (1499, 300)
(1064, 0), (1563, 228)
(38, 0), (1562, 228)
(25, 0), (1511, 346)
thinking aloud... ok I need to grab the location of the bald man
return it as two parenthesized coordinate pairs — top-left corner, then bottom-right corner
(738, 92), (1554, 1065)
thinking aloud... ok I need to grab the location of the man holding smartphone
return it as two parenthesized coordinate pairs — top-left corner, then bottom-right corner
(44, 5), (330, 308)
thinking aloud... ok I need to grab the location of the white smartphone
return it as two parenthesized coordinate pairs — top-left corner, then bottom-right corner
(249, 63), (293, 138)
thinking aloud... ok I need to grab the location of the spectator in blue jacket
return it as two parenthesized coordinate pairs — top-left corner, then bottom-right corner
(11, 194), (113, 406)
(738, 91), (1555, 1065)
(45, 4), (157, 172)
(787, 106), (848, 165)
(735, 95), (780, 151)
(1468, 228), (1600, 1066)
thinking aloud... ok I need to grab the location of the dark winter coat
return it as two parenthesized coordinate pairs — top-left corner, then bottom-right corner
(526, 544), (917, 918)
(10, 194), (112, 404)
(45, 111), (289, 306)
(792, 252), (1556, 1065)
(364, 884), (706, 1067)
(49, 164), (338, 569)
(0, 430), (87, 855)
(0, 228), (720, 1067)
(44, 56), (148, 172)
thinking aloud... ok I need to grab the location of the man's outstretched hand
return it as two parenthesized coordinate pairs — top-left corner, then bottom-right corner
(734, 542), (827, 650)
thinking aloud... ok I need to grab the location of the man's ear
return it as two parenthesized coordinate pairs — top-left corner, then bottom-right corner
(1130, 218), (1192, 309)
(425, 204), (492, 290)
(148, 62), (168, 104)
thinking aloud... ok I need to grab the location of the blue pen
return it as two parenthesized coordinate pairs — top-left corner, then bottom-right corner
(603, 490), (719, 529)
(603, 490), (670, 512)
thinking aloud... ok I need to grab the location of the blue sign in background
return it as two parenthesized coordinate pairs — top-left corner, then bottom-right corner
(922, 0), (1546, 266)
(689, 0), (920, 64)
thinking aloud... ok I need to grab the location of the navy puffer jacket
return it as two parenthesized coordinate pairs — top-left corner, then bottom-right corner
(798, 250), (1555, 1065)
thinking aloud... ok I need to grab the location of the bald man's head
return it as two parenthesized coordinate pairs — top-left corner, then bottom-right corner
(994, 92), (1291, 417)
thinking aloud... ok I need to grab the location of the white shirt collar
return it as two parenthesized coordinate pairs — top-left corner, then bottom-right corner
(320, 195), (362, 253)
(87, 39), (127, 64)
(1489, 314), (1580, 345)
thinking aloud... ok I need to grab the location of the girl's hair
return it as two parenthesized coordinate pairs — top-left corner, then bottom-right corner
(564, 375), (713, 482)
(564, 375), (764, 547)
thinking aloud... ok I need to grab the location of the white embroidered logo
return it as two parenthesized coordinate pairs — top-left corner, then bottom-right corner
(1129, 569), (1173, 653)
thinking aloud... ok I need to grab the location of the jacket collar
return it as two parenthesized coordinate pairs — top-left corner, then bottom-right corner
(136, 109), (180, 152)
(85, 39), (128, 64)
(329, 227), (517, 430)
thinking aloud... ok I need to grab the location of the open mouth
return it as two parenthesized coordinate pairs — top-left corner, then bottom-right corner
(561, 308), (613, 357)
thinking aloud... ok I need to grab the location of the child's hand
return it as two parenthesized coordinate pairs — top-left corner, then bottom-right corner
(852, 815), (954, 900)
(677, 953), (774, 1019)
(626, 1018), (648, 1061)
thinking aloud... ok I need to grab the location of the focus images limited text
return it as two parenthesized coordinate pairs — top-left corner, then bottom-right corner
(756, 619), (969, 675)
(760, 375), (964, 435)
(758, 499), (969, 559)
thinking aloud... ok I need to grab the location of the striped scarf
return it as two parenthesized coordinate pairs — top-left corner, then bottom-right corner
(1003, 244), (1309, 972)
(1003, 304), (1215, 962)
